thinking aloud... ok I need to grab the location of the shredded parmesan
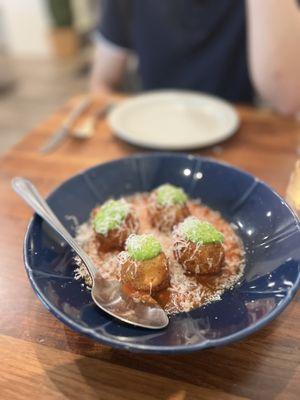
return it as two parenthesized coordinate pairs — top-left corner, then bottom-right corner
(74, 194), (245, 315)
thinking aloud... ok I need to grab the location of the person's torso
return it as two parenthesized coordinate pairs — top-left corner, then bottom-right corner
(128, 0), (253, 103)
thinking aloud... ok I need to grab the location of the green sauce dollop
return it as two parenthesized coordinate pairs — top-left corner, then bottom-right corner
(156, 184), (188, 206)
(93, 199), (130, 235)
(126, 234), (162, 261)
(179, 217), (224, 244)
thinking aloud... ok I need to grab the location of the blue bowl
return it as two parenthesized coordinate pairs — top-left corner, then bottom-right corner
(24, 153), (300, 354)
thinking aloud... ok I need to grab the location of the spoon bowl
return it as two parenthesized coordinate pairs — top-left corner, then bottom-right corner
(92, 271), (169, 329)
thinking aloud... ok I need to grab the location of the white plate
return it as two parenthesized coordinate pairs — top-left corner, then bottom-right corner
(108, 90), (239, 150)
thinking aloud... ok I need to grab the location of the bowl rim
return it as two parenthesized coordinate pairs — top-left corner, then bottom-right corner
(23, 152), (300, 354)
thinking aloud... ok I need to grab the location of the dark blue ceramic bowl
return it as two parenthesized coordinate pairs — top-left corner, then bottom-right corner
(24, 153), (300, 353)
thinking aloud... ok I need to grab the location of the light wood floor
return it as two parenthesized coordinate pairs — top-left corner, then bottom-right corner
(0, 52), (89, 155)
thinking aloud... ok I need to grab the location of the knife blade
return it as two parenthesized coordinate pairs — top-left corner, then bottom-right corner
(40, 96), (92, 154)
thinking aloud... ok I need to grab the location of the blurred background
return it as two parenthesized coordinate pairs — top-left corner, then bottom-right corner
(0, 1), (299, 156)
(0, 0), (120, 154)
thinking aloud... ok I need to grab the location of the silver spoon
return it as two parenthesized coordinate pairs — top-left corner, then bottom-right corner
(12, 177), (169, 329)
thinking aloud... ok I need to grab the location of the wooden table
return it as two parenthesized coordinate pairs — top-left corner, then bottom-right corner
(1, 95), (300, 400)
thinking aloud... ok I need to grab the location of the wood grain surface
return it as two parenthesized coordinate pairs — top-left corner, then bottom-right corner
(0, 95), (300, 400)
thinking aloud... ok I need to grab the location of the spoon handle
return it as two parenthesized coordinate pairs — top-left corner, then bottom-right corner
(12, 177), (97, 280)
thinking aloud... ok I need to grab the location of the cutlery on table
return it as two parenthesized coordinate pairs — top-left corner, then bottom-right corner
(40, 96), (92, 154)
(12, 177), (169, 330)
(72, 102), (115, 139)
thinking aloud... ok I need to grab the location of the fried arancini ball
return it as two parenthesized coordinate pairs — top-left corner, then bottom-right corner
(148, 184), (190, 232)
(93, 199), (139, 252)
(120, 234), (170, 293)
(173, 217), (225, 275)
(121, 253), (170, 292)
(96, 213), (139, 252)
(174, 241), (224, 275)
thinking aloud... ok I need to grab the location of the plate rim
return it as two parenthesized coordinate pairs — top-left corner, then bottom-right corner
(108, 90), (240, 150)
(23, 153), (300, 354)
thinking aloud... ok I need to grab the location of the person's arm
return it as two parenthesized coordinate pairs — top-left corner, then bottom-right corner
(90, 35), (128, 93)
(246, 0), (300, 115)
(90, 0), (132, 93)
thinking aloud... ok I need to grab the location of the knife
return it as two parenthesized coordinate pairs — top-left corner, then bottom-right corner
(40, 96), (92, 154)
(72, 102), (115, 139)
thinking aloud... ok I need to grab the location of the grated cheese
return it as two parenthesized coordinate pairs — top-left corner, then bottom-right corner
(74, 193), (245, 315)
